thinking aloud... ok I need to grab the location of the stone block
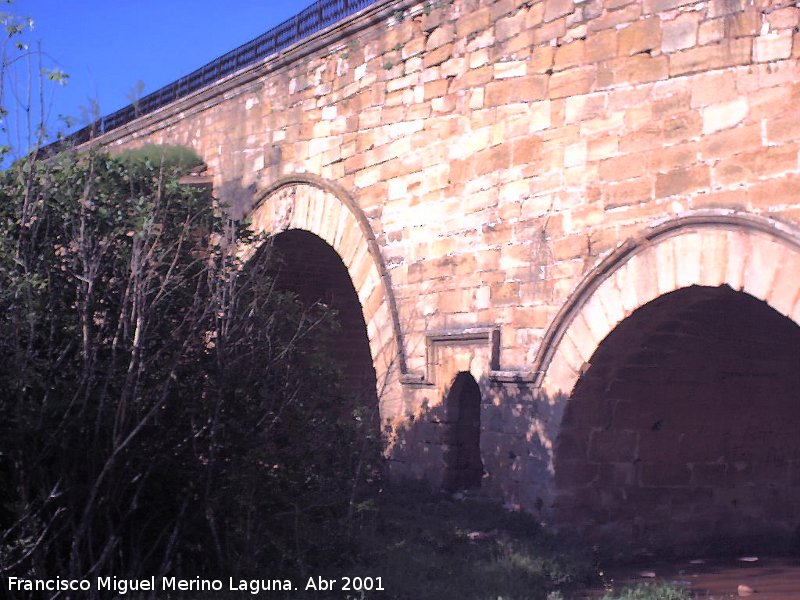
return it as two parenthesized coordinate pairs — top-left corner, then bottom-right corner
(494, 60), (528, 79)
(640, 462), (691, 487)
(426, 24), (455, 51)
(703, 98), (749, 135)
(544, 0), (574, 23)
(531, 18), (567, 46)
(604, 176), (653, 208)
(554, 39), (585, 71)
(655, 237), (677, 295)
(689, 71), (738, 108)
(588, 4), (642, 33)
(743, 239), (784, 301)
(496, 9), (527, 41)
(724, 230), (748, 290)
(643, 0), (696, 13)
(655, 165), (710, 198)
(423, 78), (450, 100)
(455, 7), (491, 38)
(485, 76), (549, 106)
(598, 55), (669, 87)
(669, 38), (752, 77)
(673, 232), (703, 288)
(662, 111), (702, 145)
(627, 250), (660, 310)
(585, 28), (618, 63)
(644, 142), (696, 173)
(699, 230), (729, 287)
(661, 12), (699, 54)
(619, 18), (662, 56)
(708, 0), (746, 18)
(554, 460), (599, 487)
(565, 91), (606, 123)
(549, 66), (595, 99)
(565, 310), (600, 364)
(766, 250), (800, 317)
(698, 18), (725, 46)
(599, 154), (645, 182)
(588, 429), (639, 462)
(699, 124), (761, 160)
(580, 294), (613, 344)
(714, 144), (798, 186)
(753, 30), (794, 64)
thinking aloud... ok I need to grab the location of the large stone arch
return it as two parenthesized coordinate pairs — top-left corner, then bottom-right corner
(246, 174), (405, 421)
(532, 210), (800, 545)
(536, 211), (800, 398)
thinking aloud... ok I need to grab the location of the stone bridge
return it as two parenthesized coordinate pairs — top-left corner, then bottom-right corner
(92, 0), (800, 550)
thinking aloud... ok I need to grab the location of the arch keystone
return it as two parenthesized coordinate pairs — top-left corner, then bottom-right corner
(699, 230), (729, 286)
(724, 229), (750, 290)
(673, 232), (702, 288)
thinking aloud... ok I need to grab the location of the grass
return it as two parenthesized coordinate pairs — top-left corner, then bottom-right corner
(598, 583), (693, 600)
(335, 482), (597, 600)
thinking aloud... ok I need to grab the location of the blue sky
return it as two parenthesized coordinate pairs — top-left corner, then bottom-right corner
(8, 0), (315, 142)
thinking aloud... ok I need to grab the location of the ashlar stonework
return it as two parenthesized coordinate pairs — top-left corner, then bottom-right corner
(95, 0), (800, 549)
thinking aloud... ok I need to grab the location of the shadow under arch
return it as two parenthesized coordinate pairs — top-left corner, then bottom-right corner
(246, 174), (406, 421)
(553, 284), (800, 552)
(269, 228), (379, 419)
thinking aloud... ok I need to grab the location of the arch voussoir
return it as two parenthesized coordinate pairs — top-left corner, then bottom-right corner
(699, 229), (729, 286)
(724, 229), (749, 290)
(536, 213), (800, 399)
(654, 236), (678, 295)
(673, 231), (702, 288)
(317, 196), (342, 247)
(624, 250), (661, 315)
(594, 279), (626, 328)
(743, 238), (785, 301)
(564, 311), (598, 366)
(581, 294), (615, 346)
(768, 251), (800, 316)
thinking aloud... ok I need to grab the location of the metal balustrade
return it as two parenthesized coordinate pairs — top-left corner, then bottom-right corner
(62, 0), (378, 147)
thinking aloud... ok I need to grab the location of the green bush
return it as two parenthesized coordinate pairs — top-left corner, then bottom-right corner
(116, 143), (205, 174)
(0, 149), (381, 593)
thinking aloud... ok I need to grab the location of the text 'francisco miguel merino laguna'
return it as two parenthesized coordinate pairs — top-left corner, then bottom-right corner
(8, 576), (297, 594)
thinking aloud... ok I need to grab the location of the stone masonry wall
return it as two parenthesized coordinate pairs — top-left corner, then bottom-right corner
(98, 0), (800, 542)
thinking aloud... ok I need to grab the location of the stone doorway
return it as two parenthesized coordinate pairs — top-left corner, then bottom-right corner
(442, 372), (484, 492)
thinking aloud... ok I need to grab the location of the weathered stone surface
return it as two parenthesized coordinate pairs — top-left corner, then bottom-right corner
(618, 17), (662, 56)
(95, 0), (800, 550)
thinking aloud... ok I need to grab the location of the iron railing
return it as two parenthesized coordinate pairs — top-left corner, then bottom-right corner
(64, 0), (379, 146)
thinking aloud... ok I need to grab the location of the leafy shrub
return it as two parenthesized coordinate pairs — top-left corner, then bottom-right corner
(601, 582), (693, 600)
(0, 149), (381, 594)
(116, 143), (205, 174)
